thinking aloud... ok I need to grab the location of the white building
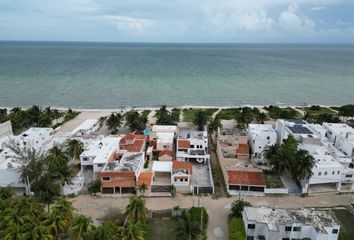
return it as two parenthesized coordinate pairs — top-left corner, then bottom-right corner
(248, 124), (277, 160)
(176, 129), (209, 164)
(243, 206), (340, 240)
(71, 119), (99, 137)
(299, 143), (344, 193)
(0, 120), (13, 139)
(149, 125), (177, 152)
(323, 123), (354, 158)
(80, 136), (120, 177)
(0, 155), (27, 195)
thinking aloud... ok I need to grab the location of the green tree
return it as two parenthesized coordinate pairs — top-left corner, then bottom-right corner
(69, 215), (95, 240)
(86, 220), (122, 240)
(88, 179), (101, 195)
(124, 197), (148, 224)
(229, 200), (251, 218)
(155, 105), (174, 125)
(122, 223), (145, 240)
(66, 139), (84, 161)
(138, 183), (147, 195)
(125, 111), (147, 133)
(193, 110), (208, 131)
(256, 112), (268, 124)
(39, 191), (54, 213)
(175, 212), (201, 240)
(106, 113), (123, 132)
(208, 117), (221, 133)
(0, 187), (15, 200)
(291, 149), (316, 181)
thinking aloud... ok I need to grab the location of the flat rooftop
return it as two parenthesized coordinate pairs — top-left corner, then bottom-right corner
(103, 152), (144, 172)
(244, 206), (339, 233)
(156, 132), (174, 144)
(81, 136), (120, 164)
(179, 129), (207, 139)
(248, 124), (275, 133)
(152, 125), (177, 132)
(71, 119), (98, 135)
(323, 123), (354, 141)
(298, 143), (343, 168)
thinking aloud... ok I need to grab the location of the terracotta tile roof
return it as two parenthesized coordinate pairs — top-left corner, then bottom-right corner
(101, 179), (135, 188)
(137, 172), (153, 188)
(99, 172), (136, 188)
(237, 143), (249, 155)
(173, 160), (192, 175)
(178, 140), (190, 149)
(119, 133), (147, 153)
(227, 170), (265, 186)
(159, 149), (173, 157)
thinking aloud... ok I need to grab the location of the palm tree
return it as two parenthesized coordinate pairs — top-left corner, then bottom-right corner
(291, 149), (316, 181)
(175, 212), (201, 240)
(65, 139), (84, 161)
(39, 191), (54, 213)
(25, 220), (53, 240)
(256, 112), (268, 124)
(193, 110), (207, 131)
(0, 187), (15, 200)
(48, 145), (67, 163)
(170, 185), (176, 198)
(229, 199), (251, 218)
(87, 221), (122, 240)
(51, 198), (75, 225)
(263, 144), (287, 175)
(122, 223), (145, 240)
(138, 183), (147, 195)
(106, 113), (123, 132)
(69, 215), (95, 240)
(124, 197), (148, 224)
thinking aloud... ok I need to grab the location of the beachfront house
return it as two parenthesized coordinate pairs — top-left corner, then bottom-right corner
(176, 128), (209, 164)
(80, 136), (120, 178)
(99, 152), (145, 194)
(248, 124), (277, 161)
(71, 119), (99, 137)
(243, 207), (340, 240)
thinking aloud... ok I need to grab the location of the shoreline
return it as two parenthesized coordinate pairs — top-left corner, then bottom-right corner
(0, 104), (341, 113)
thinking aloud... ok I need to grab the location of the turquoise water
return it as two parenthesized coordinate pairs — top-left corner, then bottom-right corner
(0, 42), (353, 108)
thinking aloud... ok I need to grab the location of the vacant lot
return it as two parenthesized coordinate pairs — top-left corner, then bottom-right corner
(145, 219), (176, 240)
(183, 108), (218, 122)
(303, 107), (337, 115)
(331, 209), (354, 240)
(216, 108), (240, 120)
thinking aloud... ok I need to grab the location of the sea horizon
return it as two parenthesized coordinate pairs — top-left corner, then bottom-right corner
(1, 41), (354, 108)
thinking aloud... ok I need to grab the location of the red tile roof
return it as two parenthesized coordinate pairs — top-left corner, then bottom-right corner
(227, 170), (265, 186)
(178, 140), (190, 149)
(137, 172), (153, 188)
(172, 160), (192, 175)
(237, 144), (249, 155)
(159, 149), (173, 157)
(119, 133), (147, 152)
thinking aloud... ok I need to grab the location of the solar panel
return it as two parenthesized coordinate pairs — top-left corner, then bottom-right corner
(288, 125), (313, 134)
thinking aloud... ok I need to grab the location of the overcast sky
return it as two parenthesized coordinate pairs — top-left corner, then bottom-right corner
(0, 0), (353, 42)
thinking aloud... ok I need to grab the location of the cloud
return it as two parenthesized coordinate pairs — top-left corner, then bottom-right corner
(278, 5), (316, 33)
(96, 15), (156, 34)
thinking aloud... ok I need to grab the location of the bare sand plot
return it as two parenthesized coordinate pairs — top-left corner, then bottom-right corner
(57, 111), (111, 133)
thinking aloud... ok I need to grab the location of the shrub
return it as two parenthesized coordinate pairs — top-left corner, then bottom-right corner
(229, 200), (251, 218)
(88, 179), (101, 194)
(229, 218), (246, 240)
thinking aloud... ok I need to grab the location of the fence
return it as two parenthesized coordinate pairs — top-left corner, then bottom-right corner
(264, 188), (289, 195)
(194, 186), (214, 195)
(149, 208), (188, 219)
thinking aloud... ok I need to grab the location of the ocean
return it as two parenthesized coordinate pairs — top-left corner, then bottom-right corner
(0, 41), (353, 109)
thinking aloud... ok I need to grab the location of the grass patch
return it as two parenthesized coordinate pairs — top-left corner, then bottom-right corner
(183, 108), (218, 122)
(171, 108), (180, 122)
(331, 209), (354, 240)
(263, 171), (284, 188)
(141, 110), (151, 119)
(303, 107), (336, 115)
(209, 136), (227, 198)
(229, 217), (246, 240)
(216, 108), (240, 120)
(145, 219), (177, 240)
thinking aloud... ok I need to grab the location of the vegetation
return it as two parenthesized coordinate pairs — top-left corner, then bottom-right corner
(138, 183), (148, 195)
(145, 219), (176, 240)
(208, 117), (222, 134)
(87, 179), (101, 195)
(183, 108), (218, 122)
(215, 108), (240, 120)
(331, 209), (354, 240)
(228, 217), (246, 240)
(263, 170), (284, 188)
(124, 197), (149, 224)
(106, 113), (123, 133)
(193, 110), (208, 131)
(263, 135), (316, 182)
(125, 111), (147, 133)
(65, 139), (84, 161)
(229, 199), (251, 218)
(338, 104), (354, 119)
(155, 105), (176, 125)
(141, 110), (151, 119)
(175, 207), (208, 240)
(171, 108), (180, 122)
(264, 105), (300, 119)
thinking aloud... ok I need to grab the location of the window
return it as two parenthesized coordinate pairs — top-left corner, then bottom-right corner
(282, 238), (290, 240)
(246, 236), (254, 240)
(97, 164), (104, 167)
(345, 174), (353, 178)
(248, 224), (255, 229)
(324, 171), (328, 176)
(292, 226), (301, 232)
(174, 178), (177, 182)
(185, 178), (188, 182)
(332, 229), (338, 234)
(102, 176), (110, 182)
(83, 157), (88, 161)
(332, 171), (335, 175)
(190, 145), (194, 148)
(253, 140), (255, 144)
(180, 179), (183, 182)
(285, 226), (292, 232)
(267, 136), (270, 140)
(318, 172), (322, 176)
(338, 171), (340, 174)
